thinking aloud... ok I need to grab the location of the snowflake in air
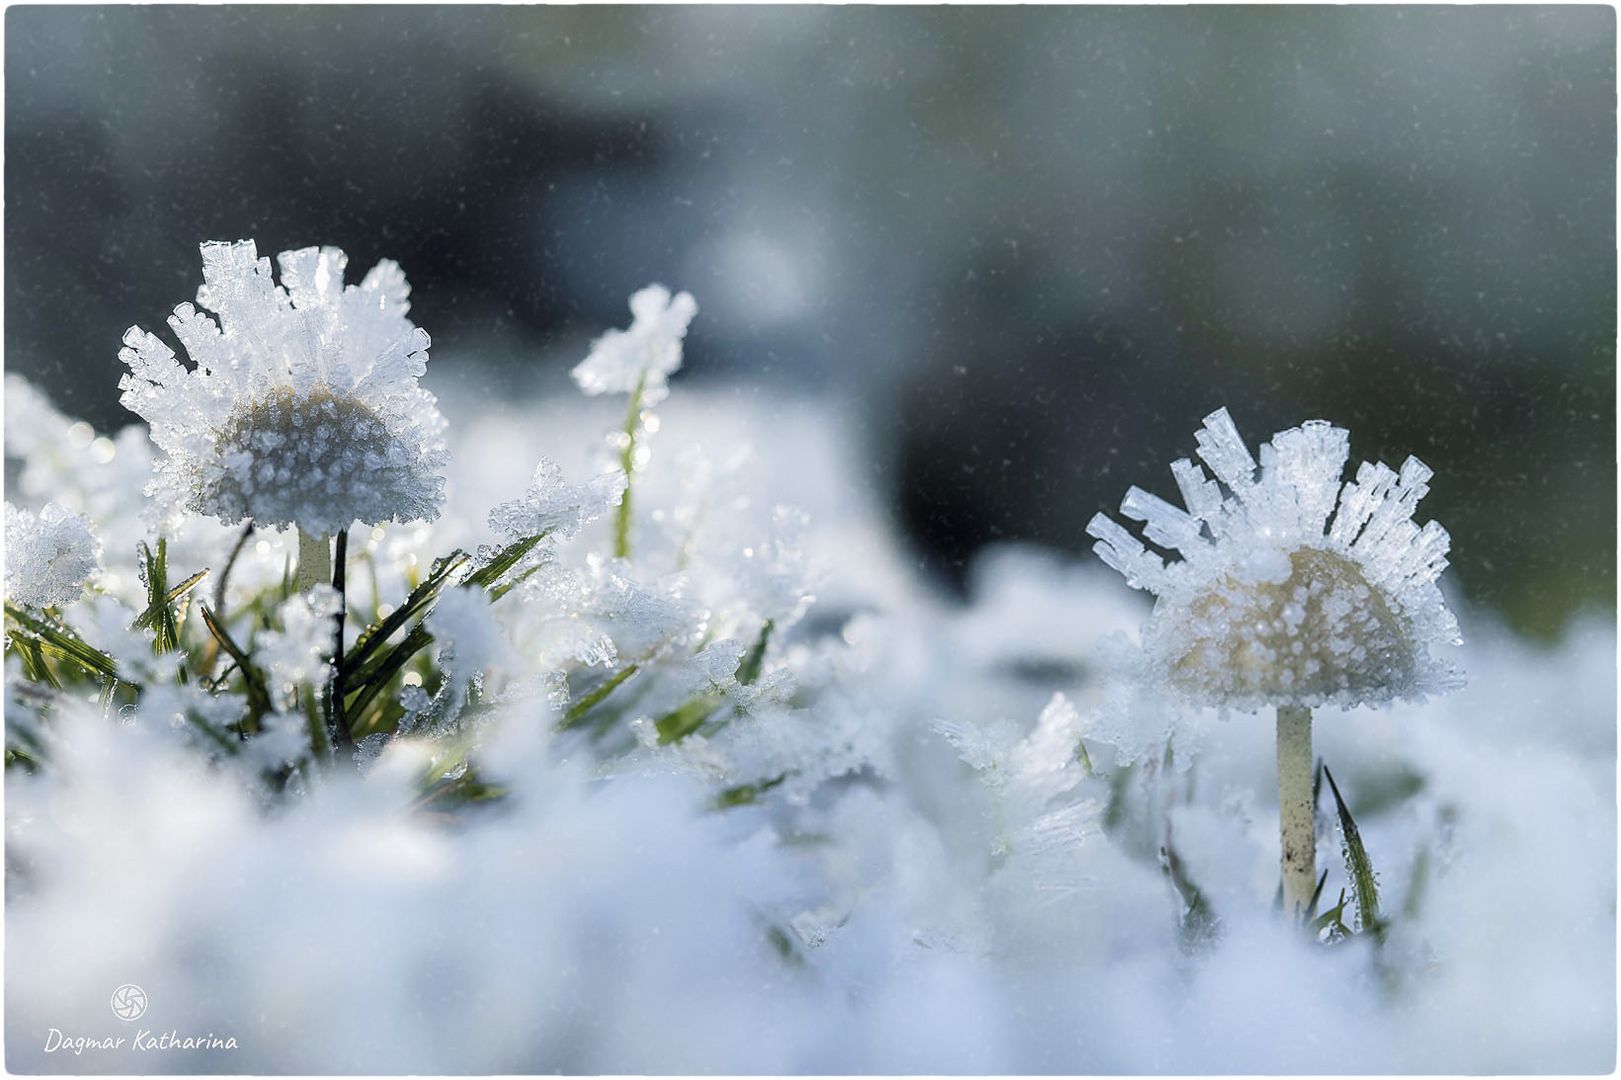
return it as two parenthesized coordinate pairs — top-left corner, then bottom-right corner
(4, 502), (100, 609)
(1088, 407), (1463, 712)
(571, 284), (698, 406)
(117, 240), (448, 535)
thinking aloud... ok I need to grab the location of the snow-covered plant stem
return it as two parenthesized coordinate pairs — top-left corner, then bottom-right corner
(1276, 703), (1316, 917)
(327, 528), (352, 754)
(613, 373), (646, 560)
(295, 528), (331, 594)
(571, 284), (698, 561)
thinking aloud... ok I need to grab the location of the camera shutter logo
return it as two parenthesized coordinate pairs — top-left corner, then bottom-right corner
(110, 984), (148, 1022)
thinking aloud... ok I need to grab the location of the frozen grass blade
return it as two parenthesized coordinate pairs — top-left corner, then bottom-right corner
(130, 568), (208, 636)
(1311, 887), (1353, 943)
(343, 550), (467, 679)
(464, 533), (548, 591)
(327, 528), (352, 753)
(655, 694), (720, 745)
(1323, 764), (1386, 943)
(714, 773), (788, 810)
(1307, 868), (1330, 919)
(1161, 837), (1220, 951)
(5, 603), (120, 683)
(198, 604), (271, 723)
(133, 539), (200, 657)
(560, 664), (640, 730)
(735, 619), (775, 686)
(343, 625), (433, 721)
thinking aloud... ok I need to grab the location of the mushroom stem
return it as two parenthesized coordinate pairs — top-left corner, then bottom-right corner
(294, 528), (331, 594)
(1276, 703), (1317, 919)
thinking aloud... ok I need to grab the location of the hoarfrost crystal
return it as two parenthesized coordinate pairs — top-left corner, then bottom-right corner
(4, 502), (100, 608)
(118, 240), (448, 534)
(570, 285), (698, 406)
(257, 586), (341, 710)
(936, 693), (1103, 895)
(488, 458), (627, 541)
(1088, 407), (1462, 711)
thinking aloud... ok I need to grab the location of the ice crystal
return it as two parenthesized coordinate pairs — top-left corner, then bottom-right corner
(937, 693), (1094, 814)
(736, 506), (818, 627)
(4, 501), (100, 608)
(570, 285), (698, 406)
(508, 559), (619, 670)
(586, 560), (704, 661)
(936, 694), (1103, 895)
(1088, 407), (1462, 711)
(256, 586), (341, 709)
(720, 694), (892, 804)
(416, 586), (521, 732)
(118, 240), (448, 534)
(133, 678), (250, 755)
(488, 458), (627, 541)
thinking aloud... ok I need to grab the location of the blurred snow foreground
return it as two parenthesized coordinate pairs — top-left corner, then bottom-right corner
(4, 243), (1614, 1074)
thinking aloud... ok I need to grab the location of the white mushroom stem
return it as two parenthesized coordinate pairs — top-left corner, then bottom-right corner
(1276, 703), (1317, 919)
(295, 528), (331, 594)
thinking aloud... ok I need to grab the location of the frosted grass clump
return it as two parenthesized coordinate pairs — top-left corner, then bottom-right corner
(1087, 407), (1461, 712)
(571, 285), (699, 407)
(3, 501), (100, 608)
(118, 240), (448, 536)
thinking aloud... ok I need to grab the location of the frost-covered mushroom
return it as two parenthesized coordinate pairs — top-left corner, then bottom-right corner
(1088, 407), (1463, 916)
(4, 502), (100, 609)
(118, 240), (448, 589)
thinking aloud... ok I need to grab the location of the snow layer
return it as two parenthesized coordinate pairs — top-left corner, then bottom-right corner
(4, 377), (1611, 1074)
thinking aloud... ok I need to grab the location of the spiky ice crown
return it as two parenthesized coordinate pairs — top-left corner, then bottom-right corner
(118, 240), (449, 535)
(1087, 407), (1463, 712)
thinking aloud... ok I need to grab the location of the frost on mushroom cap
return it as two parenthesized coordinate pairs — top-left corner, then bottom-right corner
(4, 502), (100, 609)
(117, 240), (449, 535)
(1087, 407), (1463, 712)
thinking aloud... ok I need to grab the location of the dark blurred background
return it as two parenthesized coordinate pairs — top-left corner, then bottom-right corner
(6, 5), (1614, 637)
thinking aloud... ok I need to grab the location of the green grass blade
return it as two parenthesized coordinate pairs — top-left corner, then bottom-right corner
(560, 664), (639, 730)
(464, 534), (548, 591)
(343, 551), (466, 677)
(714, 773), (787, 809)
(1322, 764), (1386, 941)
(5, 603), (121, 682)
(654, 694), (719, 745)
(735, 619), (774, 686)
(342, 624), (433, 720)
(1161, 839), (1220, 951)
(131, 568), (209, 633)
(197, 605), (271, 717)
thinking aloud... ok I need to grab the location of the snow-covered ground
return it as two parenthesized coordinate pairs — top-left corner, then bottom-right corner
(5, 339), (1614, 1072)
